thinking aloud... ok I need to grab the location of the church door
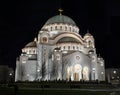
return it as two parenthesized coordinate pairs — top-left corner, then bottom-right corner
(74, 64), (82, 81)
(74, 73), (79, 81)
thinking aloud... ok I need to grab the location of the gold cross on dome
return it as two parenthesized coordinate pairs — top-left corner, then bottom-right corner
(58, 8), (63, 15)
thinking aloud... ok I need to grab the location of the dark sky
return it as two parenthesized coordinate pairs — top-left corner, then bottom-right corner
(0, 0), (120, 70)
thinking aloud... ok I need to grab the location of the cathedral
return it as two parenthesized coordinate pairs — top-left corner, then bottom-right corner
(15, 10), (105, 82)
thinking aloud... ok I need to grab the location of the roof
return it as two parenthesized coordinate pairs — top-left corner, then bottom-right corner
(84, 32), (92, 37)
(45, 15), (76, 26)
(25, 41), (37, 48)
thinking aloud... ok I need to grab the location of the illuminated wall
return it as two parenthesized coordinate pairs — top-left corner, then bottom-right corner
(15, 14), (105, 82)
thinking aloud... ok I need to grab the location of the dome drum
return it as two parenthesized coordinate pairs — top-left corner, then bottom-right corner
(42, 15), (79, 34)
(43, 23), (79, 33)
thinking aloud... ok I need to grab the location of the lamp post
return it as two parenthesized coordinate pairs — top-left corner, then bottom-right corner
(9, 73), (13, 83)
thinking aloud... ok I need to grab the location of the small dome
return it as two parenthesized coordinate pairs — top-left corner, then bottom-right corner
(84, 33), (92, 37)
(84, 32), (93, 40)
(25, 41), (37, 48)
(45, 15), (76, 26)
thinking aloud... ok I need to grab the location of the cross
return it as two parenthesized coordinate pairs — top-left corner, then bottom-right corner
(58, 8), (63, 15)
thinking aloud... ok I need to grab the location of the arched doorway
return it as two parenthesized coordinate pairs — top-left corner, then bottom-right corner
(83, 67), (89, 80)
(74, 64), (82, 81)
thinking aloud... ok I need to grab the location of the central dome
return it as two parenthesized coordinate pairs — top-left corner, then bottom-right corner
(45, 15), (76, 26)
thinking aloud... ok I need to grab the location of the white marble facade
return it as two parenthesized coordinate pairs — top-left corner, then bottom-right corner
(15, 14), (105, 82)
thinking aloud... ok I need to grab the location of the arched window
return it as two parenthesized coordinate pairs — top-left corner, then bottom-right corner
(70, 27), (71, 31)
(73, 46), (75, 50)
(77, 46), (79, 50)
(55, 26), (57, 30)
(29, 50), (31, 53)
(33, 50), (35, 54)
(68, 46), (70, 50)
(60, 26), (62, 30)
(50, 27), (52, 31)
(63, 46), (65, 50)
(88, 40), (92, 47)
(25, 50), (27, 53)
(73, 28), (74, 32)
(65, 26), (67, 31)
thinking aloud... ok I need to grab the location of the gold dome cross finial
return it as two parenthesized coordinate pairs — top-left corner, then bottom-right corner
(58, 8), (63, 15)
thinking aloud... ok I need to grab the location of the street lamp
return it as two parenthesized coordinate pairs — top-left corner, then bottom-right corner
(9, 73), (12, 76)
(9, 73), (13, 83)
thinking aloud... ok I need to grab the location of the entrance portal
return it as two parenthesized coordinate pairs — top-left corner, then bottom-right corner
(74, 64), (82, 81)
(74, 73), (79, 81)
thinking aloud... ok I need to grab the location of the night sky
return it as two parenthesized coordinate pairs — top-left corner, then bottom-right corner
(0, 0), (120, 70)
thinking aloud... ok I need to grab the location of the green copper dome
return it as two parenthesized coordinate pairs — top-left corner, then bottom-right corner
(45, 15), (76, 25)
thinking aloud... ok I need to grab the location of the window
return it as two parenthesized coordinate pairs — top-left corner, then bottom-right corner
(56, 54), (60, 60)
(42, 37), (47, 43)
(29, 50), (31, 53)
(88, 40), (92, 47)
(77, 46), (79, 50)
(33, 50), (35, 53)
(65, 26), (67, 31)
(50, 27), (52, 31)
(73, 28), (74, 32)
(70, 27), (71, 31)
(55, 26), (57, 30)
(68, 46), (70, 50)
(22, 57), (26, 63)
(73, 46), (75, 50)
(60, 26), (62, 30)
(25, 49), (27, 52)
(63, 46), (65, 50)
